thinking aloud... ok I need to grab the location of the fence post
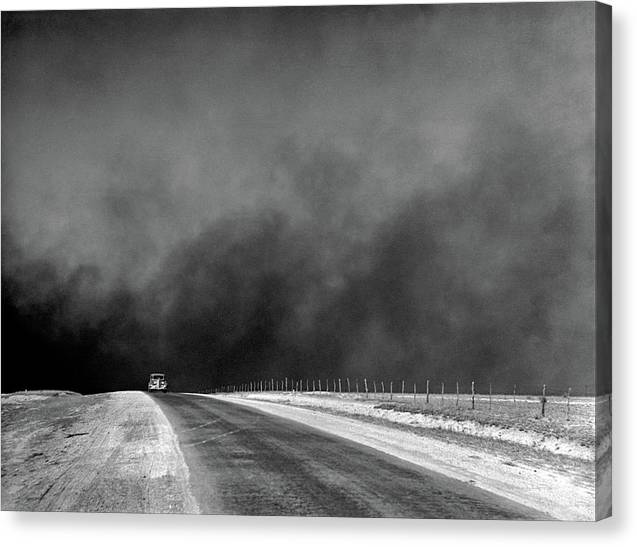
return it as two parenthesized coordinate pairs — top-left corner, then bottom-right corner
(364, 378), (369, 399)
(489, 383), (492, 411)
(541, 384), (547, 417)
(347, 378), (351, 392)
(471, 380), (475, 410)
(513, 383), (517, 405)
(356, 379), (359, 393)
(338, 378), (342, 393)
(390, 381), (393, 401)
(381, 381), (385, 397)
(373, 381), (377, 394)
(414, 382), (417, 403)
(333, 379), (336, 392)
(456, 380), (459, 408)
(426, 379), (430, 404)
(441, 382), (445, 405)
(566, 387), (571, 421)
(402, 380), (405, 395)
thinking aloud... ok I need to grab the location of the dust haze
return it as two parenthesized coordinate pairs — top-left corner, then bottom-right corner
(2, 4), (600, 394)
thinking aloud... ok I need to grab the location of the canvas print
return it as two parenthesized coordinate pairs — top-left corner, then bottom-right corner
(1, 2), (611, 520)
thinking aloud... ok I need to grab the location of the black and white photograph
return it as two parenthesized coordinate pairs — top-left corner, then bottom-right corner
(1, 1), (612, 524)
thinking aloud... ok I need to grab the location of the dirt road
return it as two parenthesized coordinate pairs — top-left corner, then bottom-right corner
(2, 390), (548, 518)
(153, 393), (547, 518)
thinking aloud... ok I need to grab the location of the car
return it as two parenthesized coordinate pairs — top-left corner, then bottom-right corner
(148, 373), (168, 393)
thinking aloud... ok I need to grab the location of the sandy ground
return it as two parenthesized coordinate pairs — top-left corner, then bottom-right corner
(200, 392), (610, 521)
(1, 390), (198, 513)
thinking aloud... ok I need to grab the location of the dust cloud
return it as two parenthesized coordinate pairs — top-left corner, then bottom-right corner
(2, 5), (599, 393)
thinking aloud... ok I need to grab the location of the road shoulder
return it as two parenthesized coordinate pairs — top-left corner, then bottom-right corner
(1, 391), (199, 513)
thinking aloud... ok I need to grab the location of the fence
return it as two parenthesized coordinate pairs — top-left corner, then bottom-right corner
(199, 377), (609, 422)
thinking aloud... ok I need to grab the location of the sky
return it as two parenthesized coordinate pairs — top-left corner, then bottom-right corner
(1, 4), (604, 394)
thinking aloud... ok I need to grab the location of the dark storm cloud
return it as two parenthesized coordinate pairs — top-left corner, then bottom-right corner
(2, 4), (599, 393)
